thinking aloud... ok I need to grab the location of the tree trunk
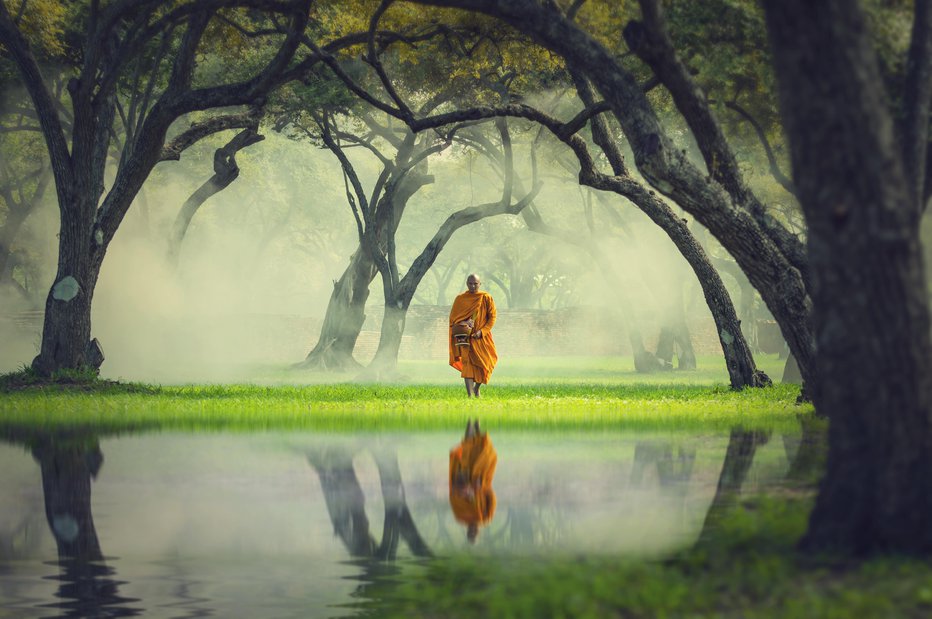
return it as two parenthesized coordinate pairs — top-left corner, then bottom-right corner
(782, 415), (828, 485)
(764, 0), (932, 554)
(781, 353), (802, 385)
(373, 450), (432, 559)
(655, 319), (697, 371)
(299, 248), (378, 371)
(654, 327), (676, 371)
(33, 199), (104, 376)
(365, 303), (408, 378)
(32, 435), (104, 562)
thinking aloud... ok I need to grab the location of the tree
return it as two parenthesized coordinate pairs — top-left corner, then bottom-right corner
(0, 1), (373, 375)
(401, 0), (813, 390)
(318, 2), (770, 387)
(0, 117), (50, 303)
(366, 117), (540, 375)
(289, 105), (444, 371)
(762, 0), (932, 555)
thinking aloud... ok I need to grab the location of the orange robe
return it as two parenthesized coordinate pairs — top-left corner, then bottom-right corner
(449, 291), (498, 384)
(449, 433), (498, 527)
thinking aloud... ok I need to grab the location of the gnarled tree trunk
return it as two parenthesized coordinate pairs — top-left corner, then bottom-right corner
(167, 127), (263, 266)
(299, 247), (378, 371)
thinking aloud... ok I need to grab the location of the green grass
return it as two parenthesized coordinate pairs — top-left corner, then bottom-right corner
(358, 498), (932, 619)
(0, 354), (808, 434)
(0, 382), (807, 433)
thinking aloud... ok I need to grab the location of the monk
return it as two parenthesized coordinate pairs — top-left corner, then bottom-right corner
(449, 419), (497, 543)
(449, 273), (498, 397)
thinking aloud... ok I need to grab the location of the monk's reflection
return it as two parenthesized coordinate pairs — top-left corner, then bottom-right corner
(449, 419), (497, 543)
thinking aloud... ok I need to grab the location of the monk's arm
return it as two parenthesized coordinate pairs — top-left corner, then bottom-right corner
(480, 295), (497, 337)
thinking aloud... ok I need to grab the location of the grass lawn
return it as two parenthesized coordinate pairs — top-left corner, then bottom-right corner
(0, 354), (807, 433)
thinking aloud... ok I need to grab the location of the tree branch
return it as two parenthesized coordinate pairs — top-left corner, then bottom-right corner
(724, 101), (796, 196)
(367, 0), (414, 121)
(158, 108), (261, 161)
(0, 3), (73, 189)
(621, 0), (808, 283)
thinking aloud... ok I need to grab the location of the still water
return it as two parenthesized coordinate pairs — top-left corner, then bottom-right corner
(0, 427), (805, 618)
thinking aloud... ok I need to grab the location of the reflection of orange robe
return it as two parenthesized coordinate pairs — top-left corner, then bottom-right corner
(449, 291), (498, 384)
(449, 433), (498, 526)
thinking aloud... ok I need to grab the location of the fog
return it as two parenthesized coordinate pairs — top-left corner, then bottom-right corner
(0, 115), (773, 383)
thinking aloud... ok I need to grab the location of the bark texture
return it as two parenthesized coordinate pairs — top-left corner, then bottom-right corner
(300, 248), (378, 371)
(764, 0), (932, 554)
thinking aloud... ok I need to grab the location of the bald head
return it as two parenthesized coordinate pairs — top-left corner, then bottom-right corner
(466, 274), (481, 293)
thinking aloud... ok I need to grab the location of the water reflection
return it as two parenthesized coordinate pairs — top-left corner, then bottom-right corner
(308, 446), (432, 560)
(5, 429), (141, 617)
(0, 417), (826, 618)
(449, 419), (498, 543)
(699, 428), (772, 541)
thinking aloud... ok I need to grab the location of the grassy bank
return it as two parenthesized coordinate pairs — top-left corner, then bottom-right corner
(0, 355), (808, 433)
(359, 498), (932, 619)
(0, 382), (807, 432)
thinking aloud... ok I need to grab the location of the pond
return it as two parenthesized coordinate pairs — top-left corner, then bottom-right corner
(0, 424), (817, 618)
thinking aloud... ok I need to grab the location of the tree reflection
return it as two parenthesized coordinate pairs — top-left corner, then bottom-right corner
(0, 429), (140, 618)
(697, 416), (827, 544)
(782, 414), (828, 484)
(630, 441), (697, 528)
(698, 428), (771, 542)
(307, 446), (432, 560)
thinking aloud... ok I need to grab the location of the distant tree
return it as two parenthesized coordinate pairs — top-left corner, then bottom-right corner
(291, 106), (444, 371)
(0, 116), (50, 305)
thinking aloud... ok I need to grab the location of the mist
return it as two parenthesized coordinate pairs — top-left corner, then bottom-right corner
(1, 111), (778, 384)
